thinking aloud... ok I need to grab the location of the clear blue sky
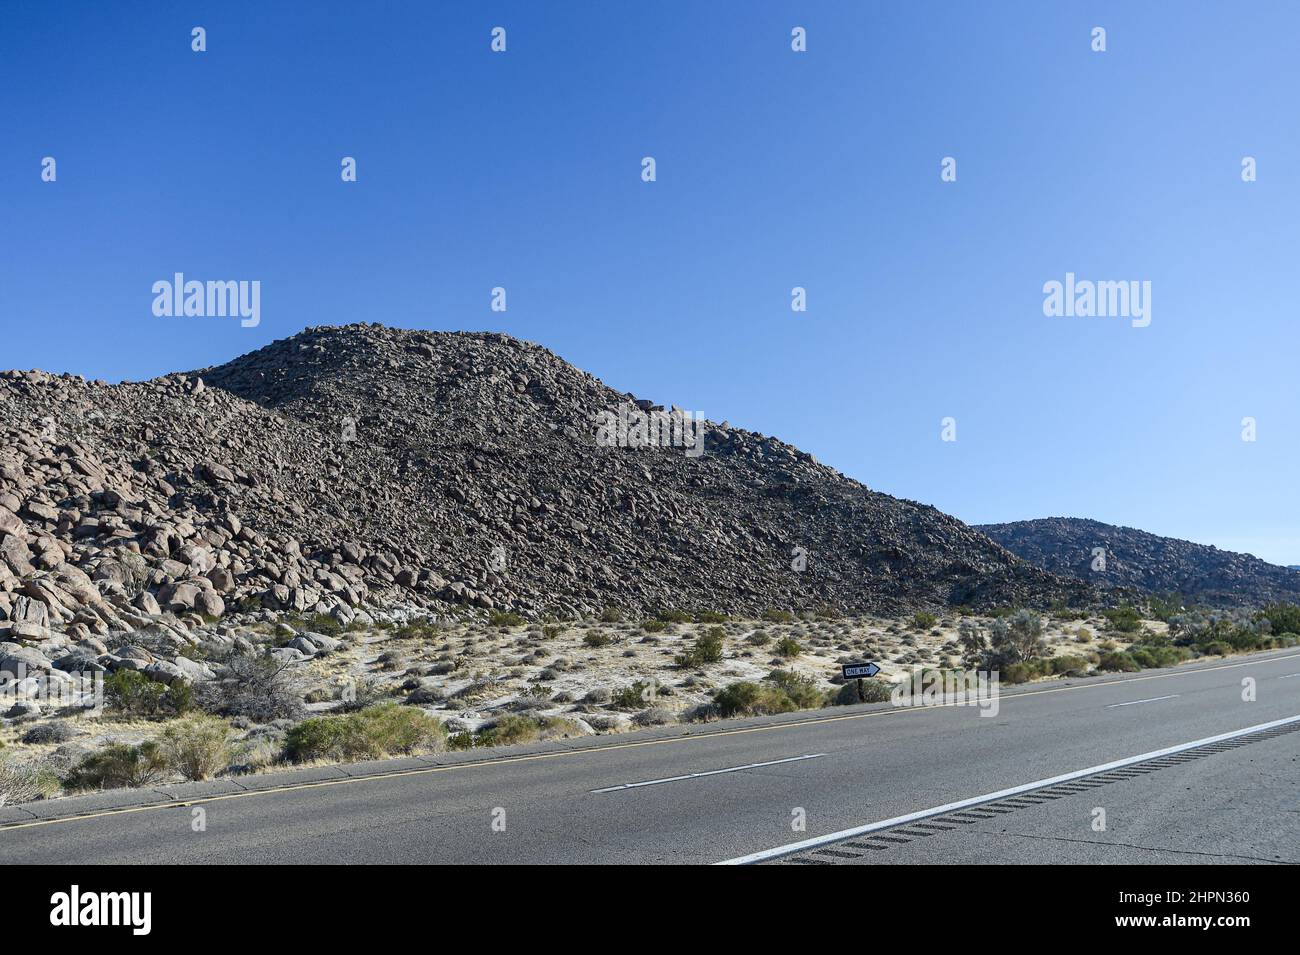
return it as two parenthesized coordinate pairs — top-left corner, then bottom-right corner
(2, 2), (1297, 563)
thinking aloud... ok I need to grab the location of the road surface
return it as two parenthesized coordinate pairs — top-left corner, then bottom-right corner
(3, 648), (1298, 864)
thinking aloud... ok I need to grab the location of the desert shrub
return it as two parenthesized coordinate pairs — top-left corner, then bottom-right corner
(655, 609), (693, 624)
(105, 669), (193, 717)
(773, 636), (802, 659)
(765, 670), (823, 708)
(284, 703), (446, 763)
(302, 613), (343, 636)
(676, 628), (725, 667)
(1124, 643), (1192, 669)
(489, 611), (526, 628)
(20, 721), (76, 745)
(67, 742), (168, 790)
(985, 611), (1045, 668)
(541, 623), (564, 639)
(999, 656), (1070, 684)
(475, 714), (579, 747)
(1102, 606), (1142, 633)
(632, 706), (674, 726)
(597, 606), (624, 624)
(640, 619), (667, 633)
(392, 622), (437, 640)
(0, 754), (61, 804)
(475, 714), (540, 747)
(196, 650), (304, 722)
(747, 630), (771, 646)
(1258, 603), (1300, 637)
(1147, 592), (1186, 622)
(1048, 654), (1091, 675)
(957, 620), (987, 667)
(695, 610), (728, 624)
(713, 682), (797, 718)
(157, 715), (233, 781)
(762, 608), (795, 624)
(447, 732), (475, 750)
(583, 629), (614, 648)
(1171, 609), (1272, 654)
(831, 679), (893, 705)
(610, 681), (655, 710)
(911, 611), (938, 630)
(1097, 651), (1140, 672)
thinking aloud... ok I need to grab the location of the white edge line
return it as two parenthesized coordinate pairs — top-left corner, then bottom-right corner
(715, 713), (1300, 865)
(1105, 694), (1180, 708)
(591, 753), (825, 794)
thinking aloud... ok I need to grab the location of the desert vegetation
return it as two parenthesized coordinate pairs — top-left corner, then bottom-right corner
(4, 600), (1297, 806)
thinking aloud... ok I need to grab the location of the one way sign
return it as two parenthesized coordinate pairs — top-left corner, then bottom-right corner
(841, 662), (881, 679)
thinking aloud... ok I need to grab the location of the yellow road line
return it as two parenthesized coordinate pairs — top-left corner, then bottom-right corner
(3, 649), (1298, 834)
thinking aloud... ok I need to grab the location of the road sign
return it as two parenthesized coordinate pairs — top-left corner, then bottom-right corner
(842, 662), (880, 679)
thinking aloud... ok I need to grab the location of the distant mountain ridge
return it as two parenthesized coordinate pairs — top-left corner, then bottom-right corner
(978, 517), (1300, 608)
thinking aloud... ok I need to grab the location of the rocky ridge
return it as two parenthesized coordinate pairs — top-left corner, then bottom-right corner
(0, 323), (1093, 659)
(978, 517), (1300, 608)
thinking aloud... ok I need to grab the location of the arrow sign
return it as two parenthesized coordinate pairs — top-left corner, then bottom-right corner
(842, 662), (880, 679)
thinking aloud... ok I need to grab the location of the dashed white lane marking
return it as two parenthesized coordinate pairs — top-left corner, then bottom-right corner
(591, 753), (825, 793)
(1105, 694), (1180, 708)
(715, 713), (1300, 865)
(1279, 673), (1300, 680)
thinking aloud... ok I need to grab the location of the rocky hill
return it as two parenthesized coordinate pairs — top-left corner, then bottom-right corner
(0, 324), (1091, 644)
(978, 517), (1300, 608)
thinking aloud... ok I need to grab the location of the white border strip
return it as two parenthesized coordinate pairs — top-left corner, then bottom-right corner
(592, 753), (825, 793)
(715, 713), (1300, 865)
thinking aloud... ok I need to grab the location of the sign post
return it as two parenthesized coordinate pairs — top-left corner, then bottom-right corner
(841, 662), (881, 703)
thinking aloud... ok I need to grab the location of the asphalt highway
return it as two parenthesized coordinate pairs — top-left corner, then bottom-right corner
(3, 649), (1298, 864)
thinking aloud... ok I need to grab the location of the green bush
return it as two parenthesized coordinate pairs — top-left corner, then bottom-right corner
(695, 610), (728, 624)
(488, 611), (526, 628)
(831, 679), (893, 705)
(582, 629), (614, 648)
(1049, 654), (1092, 675)
(1102, 606), (1143, 633)
(676, 628), (725, 668)
(597, 606), (624, 624)
(284, 703), (447, 763)
(911, 611), (938, 630)
(1128, 645), (1193, 669)
(67, 742), (168, 790)
(610, 681), (655, 710)
(1097, 651), (1140, 672)
(640, 619), (667, 633)
(761, 608), (795, 624)
(1257, 603), (1300, 637)
(476, 715), (580, 747)
(773, 636), (802, 659)
(303, 613), (343, 636)
(655, 609), (693, 624)
(713, 682), (797, 718)
(105, 669), (193, 717)
(158, 715), (233, 781)
(765, 670), (823, 708)
(476, 714), (541, 747)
